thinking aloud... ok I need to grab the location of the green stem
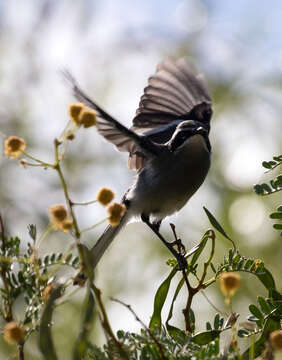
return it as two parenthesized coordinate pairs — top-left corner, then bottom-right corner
(22, 151), (54, 168)
(90, 283), (129, 359)
(37, 223), (52, 248)
(199, 231), (215, 286)
(80, 218), (107, 233)
(71, 199), (98, 206)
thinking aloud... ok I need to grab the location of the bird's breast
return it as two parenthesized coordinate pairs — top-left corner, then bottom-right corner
(128, 134), (211, 220)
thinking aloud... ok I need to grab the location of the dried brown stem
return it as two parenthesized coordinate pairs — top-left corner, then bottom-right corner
(111, 297), (168, 360)
(0, 214), (13, 321)
(91, 284), (129, 359)
(18, 343), (25, 360)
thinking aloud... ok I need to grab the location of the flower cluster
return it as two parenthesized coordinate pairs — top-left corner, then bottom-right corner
(4, 136), (26, 159)
(107, 202), (126, 226)
(49, 205), (73, 232)
(69, 103), (97, 128)
(219, 272), (240, 304)
(97, 187), (115, 206)
(3, 322), (25, 344)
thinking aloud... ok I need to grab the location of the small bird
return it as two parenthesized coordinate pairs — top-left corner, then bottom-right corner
(67, 57), (212, 270)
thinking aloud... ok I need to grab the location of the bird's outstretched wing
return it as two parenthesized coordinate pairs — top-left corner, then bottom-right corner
(65, 57), (212, 171)
(132, 57), (211, 129)
(128, 57), (212, 170)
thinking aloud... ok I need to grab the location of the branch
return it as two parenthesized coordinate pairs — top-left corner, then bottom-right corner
(111, 298), (168, 360)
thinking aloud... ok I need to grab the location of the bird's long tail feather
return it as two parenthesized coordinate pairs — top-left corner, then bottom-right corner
(89, 212), (130, 269)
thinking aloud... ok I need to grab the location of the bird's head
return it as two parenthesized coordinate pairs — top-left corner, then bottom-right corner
(167, 120), (209, 153)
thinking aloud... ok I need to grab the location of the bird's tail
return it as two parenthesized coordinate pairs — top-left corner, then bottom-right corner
(89, 212), (130, 269)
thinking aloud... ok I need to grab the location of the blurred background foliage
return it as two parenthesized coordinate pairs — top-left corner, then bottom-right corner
(0, 0), (281, 358)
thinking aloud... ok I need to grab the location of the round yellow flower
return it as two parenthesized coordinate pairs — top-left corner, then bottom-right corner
(270, 330), (282, 350)
(49, 205), (68, 229)
(3, 322), (25, 344)
(107, 202), (126, 226)
(219, 272), (240, 297)
(69, 103), (85, 125)
(97, 187), (115, 206)
(79, 109), (97, 128)
(4, 136), (26, 159)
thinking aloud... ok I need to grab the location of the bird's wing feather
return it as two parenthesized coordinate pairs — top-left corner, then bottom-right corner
(64, 71), (158, 157)
(133, 57), (211, 128)
(64, 57), (211, 171)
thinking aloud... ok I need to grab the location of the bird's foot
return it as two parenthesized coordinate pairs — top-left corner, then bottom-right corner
(176, 253), (188, 271)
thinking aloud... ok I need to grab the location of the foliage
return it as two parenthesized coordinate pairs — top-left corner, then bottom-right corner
(0, 113), (281, 359)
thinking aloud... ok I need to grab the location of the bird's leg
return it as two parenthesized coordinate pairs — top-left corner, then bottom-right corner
(141, 214), (187, 270)
(169, 223), (186, 255)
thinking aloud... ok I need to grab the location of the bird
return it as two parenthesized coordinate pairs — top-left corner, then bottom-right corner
(66, 57), (213, 270)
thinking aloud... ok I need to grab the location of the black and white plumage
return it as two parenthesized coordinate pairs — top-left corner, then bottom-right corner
(66, 57), (213, 269)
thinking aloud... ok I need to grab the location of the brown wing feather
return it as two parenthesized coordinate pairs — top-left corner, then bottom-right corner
(133, 57), (211, 128)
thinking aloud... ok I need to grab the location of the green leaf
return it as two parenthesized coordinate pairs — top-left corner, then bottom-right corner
(238, 329), (249, 338)
(65, 253), (73, 264)
(189, 231), (209, 267)
(255, 267), (276, 292)
(273, 155), (282, 162)
(273, 223), (282, 230)
(249, 304), (264, 320)
(257, 296), (271, 314)
(27, 224), (37, 241)
(39, 285), (62, 360)
(270, 212), (282, 219)
(262, 161), (272, 169)
(244, 259), (253, 270)
(166, 277), (185, 337)
(72, 286), (95, 360)
(165, 325), (188, 345)
(214, 314), (220, 330)
(192, 330), (221, 345)
(206, 322), (212, 330)
(210, 262), (216, 273)
(203, 207), (235, 249)
(270, 289), (282, 301)
(149, 267), (177, 330)
(254, 184), (264, 195)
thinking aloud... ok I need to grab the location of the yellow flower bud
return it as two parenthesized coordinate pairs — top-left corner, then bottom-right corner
(59, 218), (73, 232)
(49, 205), (68, 229)
(219, 272), (240, 298)
(107, 202), (126, 226)
(270, 330), (282, 350)
(97, 187), (115, 206)
(19, 159), (28, 168)
(67, 133), (75, 141)
(4, 136), (26, 159)
(69, 103), (85, 125)
(79, 109), (97, 128)
(3, 322), (25, 344)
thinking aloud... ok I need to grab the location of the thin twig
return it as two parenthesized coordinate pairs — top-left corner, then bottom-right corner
(200, 290), (228, 316)
(111, 297), (168, 360)
(0, 214), (13, 321)
(71, 199), (98, 206)
(22, 151), (54, 168)
(199, 230), (215, 286)
(169, 223), (195, 332)
(91, 284), (129, 359)
(18, 343), (25, 360)
(80, 218), (107, 233)
(53, 139), (81, 241)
